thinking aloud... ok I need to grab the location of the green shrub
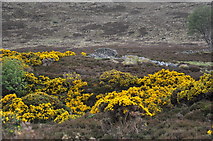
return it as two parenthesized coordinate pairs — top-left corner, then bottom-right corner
(1, 58), (27, 97)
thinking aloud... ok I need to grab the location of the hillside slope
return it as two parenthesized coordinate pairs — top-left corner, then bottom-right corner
(2, 2), (209, 49)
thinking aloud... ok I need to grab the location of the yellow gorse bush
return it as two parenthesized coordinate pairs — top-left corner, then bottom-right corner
(81, 52), (87, 56)
(54, 110), (80, 124)
(177, 72), (213, 101)
(91, 69), (212, 117)
(0, 93), (78, 123)
(137, 69), (195, 89)
(25, 72), (92, 115)
(25, 72), (69, 95)
(99, 69), (138, 91)
(90, 86), (172, 116)
(0, 49), (76, 66)
(25, 72), (87, 97)
(207, 130), (212, 135)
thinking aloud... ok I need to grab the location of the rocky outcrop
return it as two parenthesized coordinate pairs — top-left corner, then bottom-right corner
(88, 48), (118, 59)
(42, 58), (55, 66)
(121, 55), (152, 65)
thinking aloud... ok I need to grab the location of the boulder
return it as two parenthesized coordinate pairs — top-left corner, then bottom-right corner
(110, 59), (119, 64)
(42, 58), (55, 66)
(138, 57), (152, 63)
(122, 55), (152, 65)
(88, 48), (118, 59)
(179, 64), (189, 69)
(122, 55), (139, 65)
(150, 60), (178, 67)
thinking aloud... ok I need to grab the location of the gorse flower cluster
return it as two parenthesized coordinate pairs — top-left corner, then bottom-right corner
(136, 69), (195, 89)
(0, 90), (90, 124)
(91, 69), (212, 118)
(0, 93), (78, 124)
(177, 72), (213, 101)
(24, 72), (92, 115)
(81, 52), (87, 56)
(25, 72), (77, 96)
(90, 86), (170, 116)
(0, 49), (76, 66)
(99, 69), (139, 91)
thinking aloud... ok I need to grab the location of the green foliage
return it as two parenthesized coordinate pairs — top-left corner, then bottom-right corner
(187, 5), (212, 47)
(1, 58), (27, 97)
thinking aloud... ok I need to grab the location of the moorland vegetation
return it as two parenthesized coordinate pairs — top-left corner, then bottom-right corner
(1, 49), (212, 139)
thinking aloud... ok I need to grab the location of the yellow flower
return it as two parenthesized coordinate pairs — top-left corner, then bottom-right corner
(81, 52), (87, 56)
(5, 117), (9, 121)
(207, 130), (212, 135)
(0, 49), (76, 66)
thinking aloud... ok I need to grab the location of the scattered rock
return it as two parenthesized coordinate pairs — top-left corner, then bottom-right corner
(62, 134), (70, 140)
(89, 137), (96, 140)
(89, 49), (181, 68)
(138, 57), (152, 63)
(95, 48), (118, 57)
(110, 59), (119, 64)
(151, 60), (178, 67)
(179, 64), (189, 69)
(88, 48), (118, 59)
(42, 58), (55, 66)
(122, 55), (139, 65)
(121, 55), (179, 67)
(122, 55), (154, 65)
